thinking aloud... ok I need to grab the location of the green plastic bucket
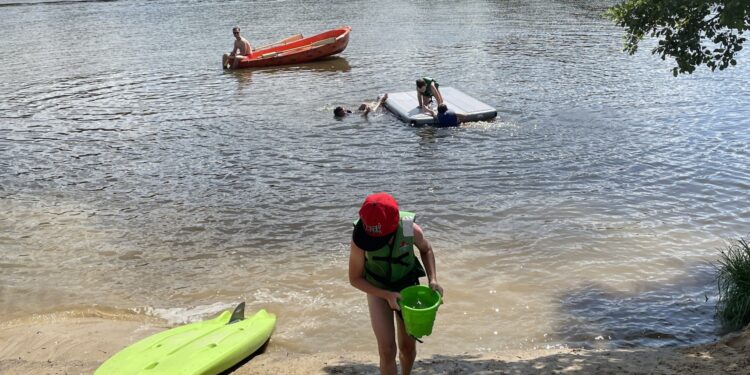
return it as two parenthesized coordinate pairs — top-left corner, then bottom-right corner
(399, 285), (441, 338)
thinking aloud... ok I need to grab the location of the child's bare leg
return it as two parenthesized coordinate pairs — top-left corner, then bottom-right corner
(368, 294), (398, 375)
(396, 315), (417, 375)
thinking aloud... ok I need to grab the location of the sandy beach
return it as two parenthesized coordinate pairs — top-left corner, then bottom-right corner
(1, 313), (747, 375)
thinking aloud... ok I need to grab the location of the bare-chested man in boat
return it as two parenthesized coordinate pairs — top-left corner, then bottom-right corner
(223, 26), (253, 69)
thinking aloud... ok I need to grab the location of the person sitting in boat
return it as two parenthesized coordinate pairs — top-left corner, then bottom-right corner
(426, 103), (467, 127)
(334, 94), (388, 118)
(416, 77), (444, 112)
(222, 26), (254, 69)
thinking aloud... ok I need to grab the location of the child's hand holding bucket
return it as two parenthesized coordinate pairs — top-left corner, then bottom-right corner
(428, 280), (444, 302)
(384, 291), (402, 311)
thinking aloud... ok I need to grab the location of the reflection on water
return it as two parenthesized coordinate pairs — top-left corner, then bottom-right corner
(229, 57), (351, 76)
(228, 57), (351, 88)
(1, 0), (749, 355)
(230, 70), (254, 89)
(258, 56), (352, 73)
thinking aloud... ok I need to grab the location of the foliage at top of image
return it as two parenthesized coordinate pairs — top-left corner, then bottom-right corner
(716, 237), (750, 331)
(606, 1), (749, 76)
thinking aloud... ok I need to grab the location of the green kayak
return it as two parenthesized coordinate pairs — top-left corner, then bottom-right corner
(95, 303), (276, 375)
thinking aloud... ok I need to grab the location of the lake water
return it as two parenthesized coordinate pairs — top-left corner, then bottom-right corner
(2, 0), (749, 354)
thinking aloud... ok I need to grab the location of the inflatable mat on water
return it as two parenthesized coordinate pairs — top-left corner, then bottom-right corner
(384, 87), (497, 126)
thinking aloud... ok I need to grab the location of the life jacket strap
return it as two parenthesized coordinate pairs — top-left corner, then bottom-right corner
(371, 252), (411, 267)
(365, 267), (392, 285)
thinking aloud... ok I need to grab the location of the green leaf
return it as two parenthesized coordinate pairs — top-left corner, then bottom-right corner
(607, 0), (748, 76)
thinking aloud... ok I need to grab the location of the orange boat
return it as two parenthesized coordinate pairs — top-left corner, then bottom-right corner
(224, 26), (351, 69)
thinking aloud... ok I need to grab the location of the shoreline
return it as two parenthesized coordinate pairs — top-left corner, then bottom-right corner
(1, 316), (747, 375)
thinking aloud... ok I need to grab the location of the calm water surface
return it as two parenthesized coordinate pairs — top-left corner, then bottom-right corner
(2, 0), (750, 354)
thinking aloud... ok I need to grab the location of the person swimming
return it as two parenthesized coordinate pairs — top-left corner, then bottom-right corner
(334, 94), (388, 118)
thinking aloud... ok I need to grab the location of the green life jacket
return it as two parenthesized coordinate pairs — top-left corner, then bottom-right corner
(354, 211), (419, 289)
(421, 77), (439, 98)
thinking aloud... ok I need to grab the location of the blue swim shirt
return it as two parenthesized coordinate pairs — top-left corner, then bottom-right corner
(436, 110), (459, 127)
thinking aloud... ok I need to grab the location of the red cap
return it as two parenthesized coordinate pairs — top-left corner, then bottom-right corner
(359, 193), (400, 237)
(352, 193), (400, 251)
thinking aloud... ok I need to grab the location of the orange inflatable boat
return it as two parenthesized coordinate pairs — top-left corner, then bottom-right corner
(223, 26), (351, 69)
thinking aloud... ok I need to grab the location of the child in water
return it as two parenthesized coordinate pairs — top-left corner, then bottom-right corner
(334, 94), (388, 118)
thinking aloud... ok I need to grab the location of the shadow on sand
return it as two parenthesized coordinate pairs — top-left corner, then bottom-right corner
(319, 263), (742, 374)
(321, 343), (747, 375)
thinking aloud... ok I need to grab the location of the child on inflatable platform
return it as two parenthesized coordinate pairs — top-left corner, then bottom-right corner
(348, 192), (443, 375)
(416, 77), (444, 112)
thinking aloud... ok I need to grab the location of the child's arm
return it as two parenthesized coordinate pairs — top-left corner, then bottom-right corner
(432, 84), (444, 104)
(371, 94), (388, 112)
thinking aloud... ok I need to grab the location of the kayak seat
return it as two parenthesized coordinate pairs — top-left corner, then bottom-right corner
(311, 37), (336, 47)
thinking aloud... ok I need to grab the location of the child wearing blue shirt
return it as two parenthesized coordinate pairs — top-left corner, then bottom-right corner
(432, 104), (466, 127)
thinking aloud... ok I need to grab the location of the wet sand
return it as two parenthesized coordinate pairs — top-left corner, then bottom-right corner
(1, 315), (747, 375)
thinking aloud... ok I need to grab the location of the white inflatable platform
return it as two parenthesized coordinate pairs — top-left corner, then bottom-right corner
(384, 87), (497, 126)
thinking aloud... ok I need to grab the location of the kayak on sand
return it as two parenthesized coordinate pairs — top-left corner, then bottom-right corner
(94, 303), (276, 375)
